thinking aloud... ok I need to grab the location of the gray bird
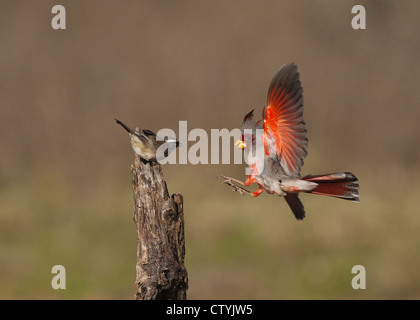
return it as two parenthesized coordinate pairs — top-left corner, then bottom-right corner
(115, 119), (179, 163)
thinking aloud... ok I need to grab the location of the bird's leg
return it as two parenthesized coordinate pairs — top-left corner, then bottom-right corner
(217, 174), (255, 196)
(218, 174), (246, 186)
(251, 187), (264, 197)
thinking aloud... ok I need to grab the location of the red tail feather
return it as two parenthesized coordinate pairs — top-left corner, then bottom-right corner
(302, 172), (359, 202)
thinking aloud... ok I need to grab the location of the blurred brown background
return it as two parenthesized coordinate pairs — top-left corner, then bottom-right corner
(1, 0), (419, 299)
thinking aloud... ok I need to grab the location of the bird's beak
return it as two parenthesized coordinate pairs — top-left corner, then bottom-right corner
(235, 139), (246, 149)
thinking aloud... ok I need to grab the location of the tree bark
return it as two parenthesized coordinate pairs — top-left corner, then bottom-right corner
(131, 155), (188, 300)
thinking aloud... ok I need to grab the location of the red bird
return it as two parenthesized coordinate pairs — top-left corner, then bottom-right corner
(220, 63), (359, 220)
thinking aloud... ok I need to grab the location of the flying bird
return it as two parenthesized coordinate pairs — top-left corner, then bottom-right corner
(220, 63), (359, 220)
(115, 119), (179, 163)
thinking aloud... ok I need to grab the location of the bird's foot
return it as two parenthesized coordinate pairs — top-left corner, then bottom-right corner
(217, 174), (253, 196)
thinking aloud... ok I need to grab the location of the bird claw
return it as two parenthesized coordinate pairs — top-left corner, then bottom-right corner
(218, 174), (251, 196)
(218, 175), (237, 189)
(217, 174), (228, 181)
(217, 174), (233, 186)
(235, 187), (246, 196)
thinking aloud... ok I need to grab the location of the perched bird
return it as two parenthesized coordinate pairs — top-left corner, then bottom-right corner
(220, 63), (359, 220)
(115, 119), (179, 163)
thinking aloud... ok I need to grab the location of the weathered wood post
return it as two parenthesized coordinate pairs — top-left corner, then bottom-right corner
(131, 154), (188, 300)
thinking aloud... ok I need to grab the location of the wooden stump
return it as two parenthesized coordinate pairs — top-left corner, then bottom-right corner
(131, 156), (188, 300)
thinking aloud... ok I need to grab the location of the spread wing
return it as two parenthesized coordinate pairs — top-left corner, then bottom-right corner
(263, 63), (307, 177)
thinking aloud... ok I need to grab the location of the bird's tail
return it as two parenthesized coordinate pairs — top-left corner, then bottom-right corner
(115, 119), (135, 135)
(302, 172), (360, 202)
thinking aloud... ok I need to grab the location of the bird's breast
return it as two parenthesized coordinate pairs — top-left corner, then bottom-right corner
(130, 136), (155, 161)
(256, 175), (285, 196)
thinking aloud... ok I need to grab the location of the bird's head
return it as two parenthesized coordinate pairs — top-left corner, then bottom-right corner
(235, 109), (261, 151)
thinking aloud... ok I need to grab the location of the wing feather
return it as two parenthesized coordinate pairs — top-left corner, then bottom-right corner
(263, 63), (307, 176)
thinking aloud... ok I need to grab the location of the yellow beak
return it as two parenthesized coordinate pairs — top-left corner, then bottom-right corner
(235, 139), (246, 149)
